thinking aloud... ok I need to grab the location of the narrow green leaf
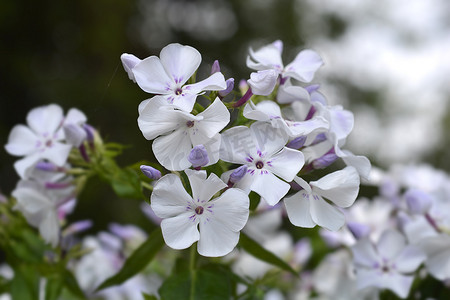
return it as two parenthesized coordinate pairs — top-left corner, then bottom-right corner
(45, 275), (63, 300)
(63, 270), (85, 299)
(142, 293), (158, 300)
(96, 227), (164, 291)
(10, 265), (39, 300)
(239, 233), (298, 276)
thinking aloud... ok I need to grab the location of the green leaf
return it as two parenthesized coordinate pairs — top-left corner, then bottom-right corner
(142, 293), (159, 300)
(10, 265), (39, 300)
(159, 265), (231, 300)
(239, 233), (298, 276)
(96, 227), (165, 291)
(45, 275), (63, 300)
(63, 270), (85, 299)
(248, 192), (261, 211)
(109, 167), (144, 199)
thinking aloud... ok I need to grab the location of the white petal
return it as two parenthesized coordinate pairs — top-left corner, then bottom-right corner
(26, 104), (64, 135)
(355, 268), (382, 290)
(186, 72), (227, 94)
(250, 122), (288, 157)
(14, 153), (43, 179)
(265, 147), (304, 182)
(198, 218), (240, 257)
(152, 129), (192, 171)
(425, 248), (450, 280)
(292, 176), (312, 193)
(284, 191), (315, 228)
(41, 142), (72, 166)
(247, 41), (283, 71)
(284, 49), (323, 82)
(120, 53), (141, 82)
(161, 212), (200, 250)
(185, 170), (227, 203)
(194, 133), (221, 166)
(247, 69), (278, 96)
(351, 238), (380, 267)
(195, 98), (230, 138)
(65, 108), (87, 125)
(310, 167), (360, 208)
(220, 126), (254, 164)
(395, 245), (426, 273)
(39, 210), (60, 247)
(138, 96), (185, 140)
(210, 188), (249, 232)
(320, 105), (354, 141)
(250, 172), (290, 206)
(277, 84), (310, 104)
(5, 125), (39, 156)
(12, 187), (52, 215)
(301, 139), (332, 163)
(160, 43), (201, 86)
(376, 230), (407, 262)
(170, 92), (198, 113)
(133, 56), (173, 94)
(285, 117), (329, 138)
(243, 101), (271, 122)
(222, 169), (254, 194)
(310, 195), (345, 231)
(254, 101), (282, 118)
(341, 151), (372, 181)
(380, 273), (414, 299)
(151, 174), (193, 218)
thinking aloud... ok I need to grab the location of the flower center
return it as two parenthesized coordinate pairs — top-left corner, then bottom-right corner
(45, 140), (53, 148)
(255, 161), (264, 169)
(175, 88), (183, 95)
(381, 265), (390, 273)
(186, 120), (195, 128)
(195, 206), (204, 215)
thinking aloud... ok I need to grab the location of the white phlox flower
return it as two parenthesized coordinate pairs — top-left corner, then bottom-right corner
(284, 166), (360, 231)
(12, 179), (75, 247)
(351, 230), (426, 299)
(220, 122), (305, 206)
(130, 43), (227, 112)
(62, 108), (88, 147)
(5, 104), (72, 179)
(138, 96), (230, 171)
(246, 40), (323, 83)
(243, 100), (329, 138)
(151, 169), (250, 257)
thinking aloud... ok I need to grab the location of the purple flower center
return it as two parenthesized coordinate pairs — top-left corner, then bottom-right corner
(255, 161), (264, 169)
(175, 88), (183, 95)
(195, 206), (204, 215)
(46, 140), (53, 147)
(186, 121), (195, 128)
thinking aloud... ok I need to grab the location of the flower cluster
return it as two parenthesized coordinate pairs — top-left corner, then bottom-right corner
(121, 41), (369, 257)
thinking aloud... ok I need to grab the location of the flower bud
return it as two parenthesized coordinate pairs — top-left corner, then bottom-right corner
(312, 153), (338, 169)
(229, 165), (248, 184)
(347, 221), (370, 239)
(247, 69), (278, 96)
(405, 188), (432, 215)
(120, 53), (141, 82)
(305, 84), (320, 94)
(140, 165), (162, 180)
(36, 161), (59, 172)
(211, 60), (221, 74)
(188, 145), (209, 168)
(286, 136), (307, 149)
(63, 220), (93, 236)
(64, 123), (87, 147)
(219, 78), (234, 98)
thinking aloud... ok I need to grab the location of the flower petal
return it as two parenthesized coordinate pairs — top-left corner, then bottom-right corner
(284, 49), (323, 82)
(170, 92), (198, 113)
(14, 153), (43, 179)
(160, 43), (201, 86)
(5, 125), (39, 156)
(186, 72), (227, 94)
(247, 41), (284, 71)
(26, 104), (64, 135)
(138, 96), (185, 140)
(265, 147), (304, 182)
(41, 142), (72, 166)
(185, 170), (227, 203)
(250, 122), (288, 157)
(65, 108), (87, 125)
(152, 128), (193, 171)
(210, 188), (249, 232)
(161, 212), (200, 250)
(220, 126), (254, 164)
(133, 56), (173, 94)
(243, 101), (272, 122)
(351, 238), (380, 268)
(151, 174), (193, 218)
(375, 230), (407, 263)
(395, 245), (426, 273)
(198, 218), (240, 257)
(310, 167), (360, 208)
(284, 191), (316, 228)
(195, 98), (230, 138)
(250, 172), (290, 206)
(310, 195), (345, 231)
(39, 210), (60, 247)
(277, 84), (310, 104)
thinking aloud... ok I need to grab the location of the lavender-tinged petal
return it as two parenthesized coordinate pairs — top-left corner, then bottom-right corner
(229, 165), (248, 184)
(219, 78), (234, 97)
(286, 136), (307, 149)
(140, 165), (162, 180)
(211, 60), (220, 74)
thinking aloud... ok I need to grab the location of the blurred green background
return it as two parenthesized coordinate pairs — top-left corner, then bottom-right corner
(1, 0), (449, 231)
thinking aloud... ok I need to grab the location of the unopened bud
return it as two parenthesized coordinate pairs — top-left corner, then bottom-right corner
(140, 165), (162, 180)
(405, 188), (432, 215)
(211, 60), (220, 74)
(120, 53), (141, 82)
(229, 165), (248, 184)
(36, 161), (59, 172)
(347, 221), (370, 239)
(305, 84), (320, 94)
(188, 145), (209, 168)
(63, 220), (93, 236)
(64, 123), (87, 147)
(286, 136), (307, 149)
(219, 78), (234, 98)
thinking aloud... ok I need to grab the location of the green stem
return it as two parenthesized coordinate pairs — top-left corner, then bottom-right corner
(190, 243), (197, 299)
(141, 181), (153, 191)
